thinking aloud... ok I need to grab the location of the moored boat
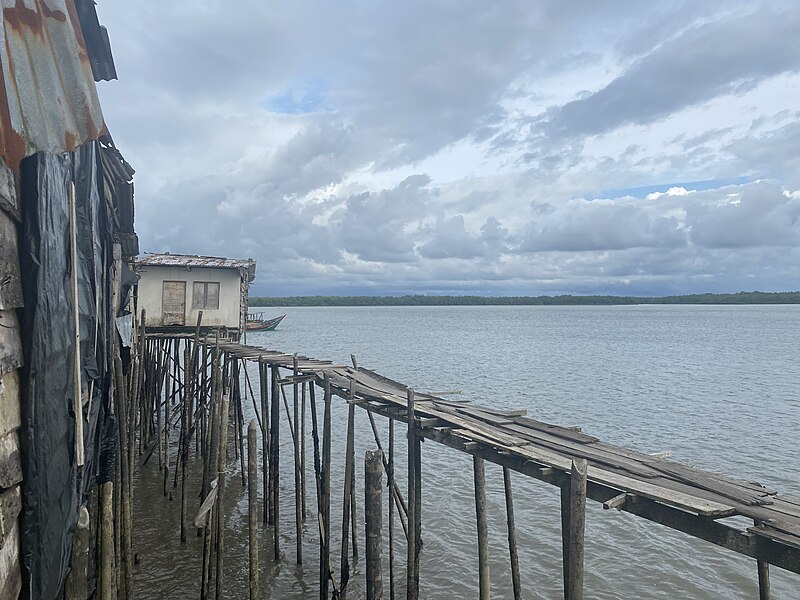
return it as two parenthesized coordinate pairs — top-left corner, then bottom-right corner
(246, 313), (285, 331)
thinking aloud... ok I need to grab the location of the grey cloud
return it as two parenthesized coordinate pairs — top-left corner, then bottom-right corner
(540, 9), (800, 141)
(418, 215), (509, 259)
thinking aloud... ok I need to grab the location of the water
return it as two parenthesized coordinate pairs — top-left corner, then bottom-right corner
(133, 305), (800, 598)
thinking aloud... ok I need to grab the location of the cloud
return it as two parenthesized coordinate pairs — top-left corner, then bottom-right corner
(94, 1), (800, 295)
(539, 9), (800, 141)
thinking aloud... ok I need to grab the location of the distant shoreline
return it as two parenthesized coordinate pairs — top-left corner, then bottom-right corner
(249, 291), (800, 307)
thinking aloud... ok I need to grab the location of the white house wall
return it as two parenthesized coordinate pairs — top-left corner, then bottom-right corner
(137, 266), (243, 328)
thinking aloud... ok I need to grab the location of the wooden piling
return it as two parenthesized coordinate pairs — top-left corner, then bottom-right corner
(388, 419), (396, 600)
(259, 359), (270, 525)
(301, 381), (307, 522)
(270, 364), (281, 561)
(406, 388), (419, 600)
(567, 459), (587, 600)
(215, 392), (231, 600)
(340, 400), (356, 598)
(99, 479), (114, 600)
(114, 350), (132, 600)
(248, 420), (259, 600)
(321, 376), (333, 600)
(365, 449), (384, 600)
(758, 559), (771, 600)
(502, 467), (522, 600)
(65, 506), (90, 599)
(293, 355), (303, 564)
(473, 457), (490, 600)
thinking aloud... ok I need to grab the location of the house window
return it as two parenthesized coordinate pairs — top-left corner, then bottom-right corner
(192, 281), (220, 309)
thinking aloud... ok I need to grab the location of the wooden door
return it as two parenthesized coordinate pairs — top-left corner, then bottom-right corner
(162, 281), (186, 326)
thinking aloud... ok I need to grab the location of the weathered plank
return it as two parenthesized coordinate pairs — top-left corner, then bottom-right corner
(0, 520), (21, 600)
(0, 487), (21, 549)
(0, 371), (20, 439)
(0, 312), (22, 375)
(0, 211), (22, 312)
(0, 432), (21, 489)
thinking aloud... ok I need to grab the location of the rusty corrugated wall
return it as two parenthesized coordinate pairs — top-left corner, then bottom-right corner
(0, 0), (107, 172)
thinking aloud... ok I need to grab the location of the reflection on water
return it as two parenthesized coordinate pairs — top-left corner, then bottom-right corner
(133, 305), (800, 598)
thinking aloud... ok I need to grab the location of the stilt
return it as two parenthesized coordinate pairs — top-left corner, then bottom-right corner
(65, 506), (90, 599)
(502, 467), (522, 600)
(270, 364), (281, 561)
(248, 420), (259, 600)
(566, 459), (587, 600)
(321, 376), (333, 600)
(340, 400), (356, 598)
(473, 457), (490, 600)
(758, 560), (771, 600)
(365, 449), (384, 600)
(406, 388), (419, 600)
(293, 355), (303, 564)
(388, 418), (396, 600)
(301, 381), (307, 522)
(215, 393), (231, 600)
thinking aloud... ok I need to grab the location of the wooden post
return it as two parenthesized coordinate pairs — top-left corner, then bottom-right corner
(100, 481), (114, 600)
(271, 365), (281, 560)
(65, 506), (90, 599)
(349, 382), (359, 561)
(340, 401), (356, 598)
(321, 376), (332, 600)
(293, 355), (303, 564)
(406, 388), (418, 600)
(248, 420), (259, 600)
(502, 467), (522, 600)
(259, 360), (270, 525)
(301, 381), (307, 522)
(473, 457), (490, 600)
(114, 350), (132, 600)
(215, 393), (231, 600)
(567, 459), (587, 600)
(758, 560), (771, 600)
(365, 449), (384, 600)
(388, 418), (396, 600)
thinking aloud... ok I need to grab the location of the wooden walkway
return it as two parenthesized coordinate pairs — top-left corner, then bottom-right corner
(193, 335), (800, 577)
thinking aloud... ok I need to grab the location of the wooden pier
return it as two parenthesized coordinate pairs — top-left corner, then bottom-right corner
(127, 329), (800, 598)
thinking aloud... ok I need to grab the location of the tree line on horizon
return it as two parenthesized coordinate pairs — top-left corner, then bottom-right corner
(248, 291), (800, 307)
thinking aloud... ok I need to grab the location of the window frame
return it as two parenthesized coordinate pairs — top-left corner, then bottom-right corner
(192, 281), (220, 310)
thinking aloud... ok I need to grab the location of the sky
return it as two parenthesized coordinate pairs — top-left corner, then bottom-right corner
(95, 1), (800, 296)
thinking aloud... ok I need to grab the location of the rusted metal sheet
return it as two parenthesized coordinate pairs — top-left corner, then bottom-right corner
(137, 253), (258, 281)
(0, 0), (107, 171)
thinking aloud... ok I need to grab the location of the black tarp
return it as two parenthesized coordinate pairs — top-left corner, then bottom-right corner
(18, 141), (119, 599)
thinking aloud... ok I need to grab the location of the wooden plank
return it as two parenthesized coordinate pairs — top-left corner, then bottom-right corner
(644, 460), (774, 506)
(0, 432), (21, 489)
(0, 312), (21, 376)
(0, 157), (18, 220)
(749, 523), (800, 551)
(0, 371), (20, 439)
(0, 487), (21, 549)
(0, 520), (21, 600)
(0, 210), (22, 311)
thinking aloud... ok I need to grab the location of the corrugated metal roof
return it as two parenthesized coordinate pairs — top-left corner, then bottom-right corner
(136, 253), (257, 281)
(0, 0), (107, 171)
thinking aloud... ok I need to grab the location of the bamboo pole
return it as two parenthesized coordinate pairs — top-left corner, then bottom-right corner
(293, 355), (303, 564)
(502, 467), (522, 600)
(248, 420), (259, 600)
(365, 449), (384, 600)
(68, 182), (84, 467)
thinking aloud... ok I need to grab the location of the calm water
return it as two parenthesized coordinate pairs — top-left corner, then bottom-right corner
(133, 305), (800, 599)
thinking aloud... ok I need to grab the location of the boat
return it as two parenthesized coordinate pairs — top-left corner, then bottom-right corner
(246, 313), (285, 331)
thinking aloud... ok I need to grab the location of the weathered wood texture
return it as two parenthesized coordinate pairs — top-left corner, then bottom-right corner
(365, 449), (383, 600)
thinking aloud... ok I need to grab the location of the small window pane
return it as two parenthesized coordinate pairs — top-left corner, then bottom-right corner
(206, 282), (220, 309)
(192, 281), (220, 309)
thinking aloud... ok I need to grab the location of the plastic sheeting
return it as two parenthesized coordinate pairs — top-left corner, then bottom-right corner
(18, 141), (123, 599)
